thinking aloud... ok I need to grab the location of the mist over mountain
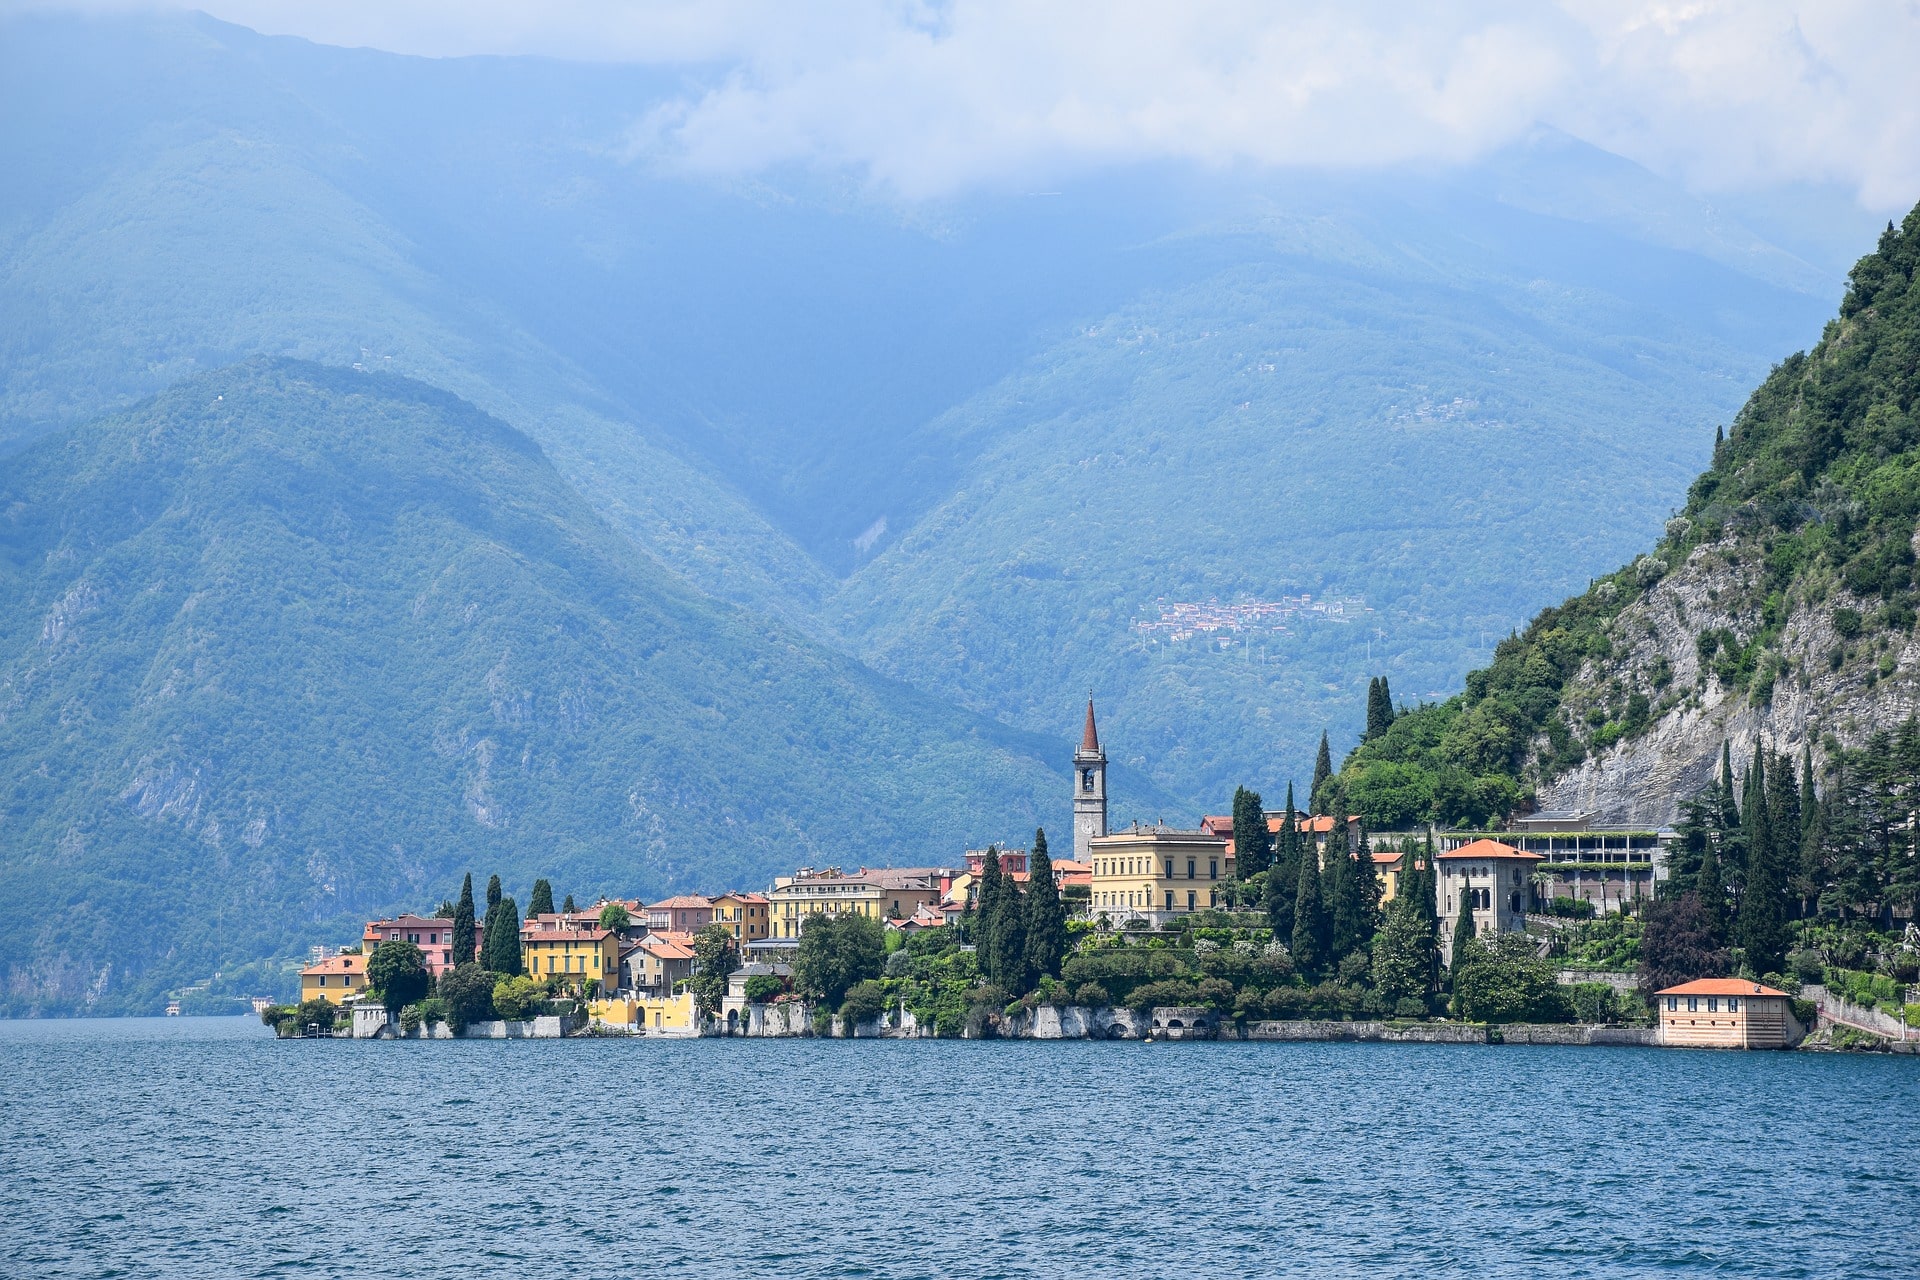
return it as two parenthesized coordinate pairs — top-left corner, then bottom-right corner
(0, 12), (1883, 1004)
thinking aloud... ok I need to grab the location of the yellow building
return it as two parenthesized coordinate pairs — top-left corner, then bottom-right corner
(1657, 979), (1796, 1048)
(1087, 823), (1233, 924)
(711, 891), (772, 942)
(588, 990), (698, 1035)
(769, 870), (941, 938)
(520, 913), (619, 990)
(299, 953), (367, 1004)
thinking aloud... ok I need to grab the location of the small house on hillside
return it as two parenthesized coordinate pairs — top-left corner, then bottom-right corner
(1656, 979), (1798, 1049)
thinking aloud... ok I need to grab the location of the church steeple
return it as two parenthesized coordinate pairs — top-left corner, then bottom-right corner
(1073, 696), (1108, 863)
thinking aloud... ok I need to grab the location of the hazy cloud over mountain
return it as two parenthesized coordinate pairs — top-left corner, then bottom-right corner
(36, 0), (1920, 206)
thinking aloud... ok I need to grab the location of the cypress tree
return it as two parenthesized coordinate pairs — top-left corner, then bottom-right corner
(1023, 828), (1068, 983)
(1232, 785), (1272, 878)
(1365, 677), (1394, 741)
(528, 879), (554, 918)
(1265, 784), (1300, 941)
(1696, 840), (1727, 941)
(1415, 834), (1440, 995)
(1354, 825), (1382, 949)
(451, 873), (476, 965)
(1291, 836), (1330, 980)
(1736, 746), (1789, 975)
(562, 894), (577, 913)
(1450, 878), (1479, 972)
(974, 845), (1004, 981)
(483, 896), (524, 975)
(486, 874), (502, 912)
(989, 851), (1028, 995)
(1324, 804), (1354, 962)
(1311, 732), (1333, 814)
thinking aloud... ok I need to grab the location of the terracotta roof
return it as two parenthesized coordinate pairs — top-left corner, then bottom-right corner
(365, 915), (453, 930)
(649, 895), (713, 910)
(1200, 815), (1233, 836)
(1437, 838), (1543, 861)
(1656, 978), (1790, 998)
(1371, 851), (1402, 864)
(638, 936), (695, 960)
(1080, 698), (1101, 753)
(301, 954), (365, 976)
(1052, 860), (1091, 873)
(714, 890), (769, 904)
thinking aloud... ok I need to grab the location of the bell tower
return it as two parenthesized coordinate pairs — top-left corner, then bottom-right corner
(1073, 697), (1108, 863)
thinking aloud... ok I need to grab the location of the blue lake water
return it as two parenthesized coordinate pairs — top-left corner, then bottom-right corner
(2, 1016), (1917, 1278)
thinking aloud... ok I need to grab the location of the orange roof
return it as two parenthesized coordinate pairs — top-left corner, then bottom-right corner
(301, 954), (365, 976)
(1080, 698), (1101, 753)
(1437, 838), (1543, 861)
(638, 936), (695, 960)
(1371, 851), (1402, 864)
(1656, 978), (1790, 998)
(713, 890), (769, 904)
(649, 895), (712, 910)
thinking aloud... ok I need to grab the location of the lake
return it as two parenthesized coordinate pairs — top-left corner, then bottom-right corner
(1, 1016), (1915, 1277)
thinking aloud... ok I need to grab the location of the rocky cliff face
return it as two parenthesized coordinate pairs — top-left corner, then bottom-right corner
(1540, 529), (1920, 825)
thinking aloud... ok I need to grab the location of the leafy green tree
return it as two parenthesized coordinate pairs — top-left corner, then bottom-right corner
(1310, 732), (1333, 813)
(527, 879), (554, 917)
(794, 911), (886, 1008)
(1372, 890), (1433, 1006)
(598, 902), (631, 931)
(1291, 839), (1330, 980)
(1231, 786), (1272, 878)
(1450, 933), (1570, 1023)
(690, 923), (740, 1018)
(437, 961), (495, 1032)
(491, 974), (542, 1021)
(367, 939), (429, 1011)
(451, 873), (476, 965)
(486, 874), (502, 911)
(1023, 828), (1068, 983)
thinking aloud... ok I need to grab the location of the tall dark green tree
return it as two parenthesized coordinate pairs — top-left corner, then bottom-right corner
(1736, 746), (1789, 975)
(1449, 883), (1478, 973)
(1310, 732), (1334, 813)
(482, 896), (523, 975)
(1291, 838), (1330, 980)
(1231, 785), (1272, 878)
(1365, 676), (1395, 741)
(1322, 804), (1354, 961)
(1023, 828), (1068, 984)
(974, 844), (1004, 977)
(1264, 784), (1300, 941)
(486, 874), (502, 911)
(988, 857), (1028, 995)
(527, 879), (554, 917)
(1696, 839), (1727, 941)
(1413, 834), (1441, 994)
(451, 873), (476, 965)
(562, 894), (577, 913)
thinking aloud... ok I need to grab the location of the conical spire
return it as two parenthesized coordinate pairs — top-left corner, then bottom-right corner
(1080, 698), (1101, 754)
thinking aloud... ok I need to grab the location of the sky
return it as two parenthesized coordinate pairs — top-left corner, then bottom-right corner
(27, 1), (1920, 209)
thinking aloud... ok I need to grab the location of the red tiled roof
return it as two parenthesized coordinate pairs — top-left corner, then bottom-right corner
(638, 936), (695, 960)
(1081, 698), (1100, 753)
(1371, 851), (1402, 864)
(1656, 978), (1790, 998)
(649, 895), (712, 910)
(302, 954), (365, 976)
(1437, 838), (1543, 861)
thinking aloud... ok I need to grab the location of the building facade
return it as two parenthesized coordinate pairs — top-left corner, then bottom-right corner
(1073, 699), (1108, 863)
(1436, 839), (1544, 963)
(300, 953), (367, 1004)
(1440, 813), (1673, 913)
(767, 870), (941, 937)
(710, 891), (771, 943)
(645, 896), (714, 934)
(520, 914), (619, 989)
(1657, 979), (1796, 1048)
(1087, 823), (1233, 925)
(362, 915), (477, 978)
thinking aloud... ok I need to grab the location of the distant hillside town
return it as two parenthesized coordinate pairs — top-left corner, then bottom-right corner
(266, 694), (1908, 1052)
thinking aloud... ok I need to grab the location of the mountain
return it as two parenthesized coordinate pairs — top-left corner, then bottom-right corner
(1326, 204), (1920, 827)
(0, 361), (1158, 1015)
(0, 12), (1858, 816)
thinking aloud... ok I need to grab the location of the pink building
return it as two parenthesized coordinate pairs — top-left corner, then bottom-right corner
(362, 915), (483, 978)
(645, 895), (714, 934)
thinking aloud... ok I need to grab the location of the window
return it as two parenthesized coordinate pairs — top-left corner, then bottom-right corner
(1164, 891), (1173, 911)
(1686, 997), (1698, 1012)
(1667, 996), (1677, 1011)
(1209, 859), (1218, 879)
(1186, 891), (1196, 911)
(1727, 997), (1739, 1012)
(1707, 997), (1718, 1013)
(1187, 859), (1196, 880)
(1164, 860), (1174, 879)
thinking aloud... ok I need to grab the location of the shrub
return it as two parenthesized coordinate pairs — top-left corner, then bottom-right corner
(1549, 896), (1596, 919)
(1393, 997), (1428, 1020)
(291, 997), (340, 1034)
(491, 974), (543, 1021)
(1126, 979), (1199, 1012)
(1787, 948), (1826, 986)
(839, 979), (888, 1026)
(1073, 981), (1111, 1008)
(744, 974), (785, 1003)
(1832, 607), (1864, 639)
(400, 1004), (424, 1035)
(1569, 982), (1620, 1024)
(437, 964), (495, 1032)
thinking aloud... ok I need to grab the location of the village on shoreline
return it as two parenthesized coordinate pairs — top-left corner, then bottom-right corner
(265, 700), (1920, 1054)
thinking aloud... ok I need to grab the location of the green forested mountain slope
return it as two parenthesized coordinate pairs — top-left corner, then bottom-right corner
(1325, 204), (1920, 827)
(0, 13), (1851, 825)
(0, 362), (1117, 1015)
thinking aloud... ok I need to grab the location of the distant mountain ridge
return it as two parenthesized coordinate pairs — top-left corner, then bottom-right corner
(0, 361), (1149, 1014)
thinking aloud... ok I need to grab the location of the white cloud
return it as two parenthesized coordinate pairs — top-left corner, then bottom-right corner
(45, 0), (1920, 207)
